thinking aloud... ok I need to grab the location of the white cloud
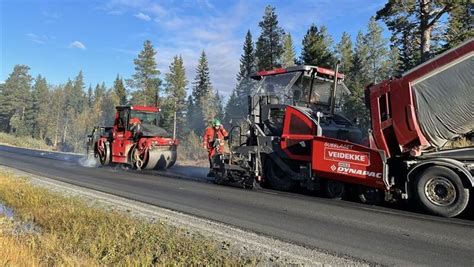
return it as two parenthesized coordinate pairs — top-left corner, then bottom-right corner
(69, 41), (86, 50)
(104, 0), (166, 17)
(26, 33), (54, 44)
(134, 12), (151, 21)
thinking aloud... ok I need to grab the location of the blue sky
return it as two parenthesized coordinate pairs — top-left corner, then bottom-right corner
(1, 0), (386, 98)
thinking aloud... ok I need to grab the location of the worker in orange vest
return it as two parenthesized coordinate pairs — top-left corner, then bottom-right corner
(203, 119), (229, 177)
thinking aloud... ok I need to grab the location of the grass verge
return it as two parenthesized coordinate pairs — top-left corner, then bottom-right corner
(0, 170), (256, 266)
(0, 132), (52, 151)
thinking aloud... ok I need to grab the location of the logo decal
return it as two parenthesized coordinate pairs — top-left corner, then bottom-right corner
(324, 147), (370, 166)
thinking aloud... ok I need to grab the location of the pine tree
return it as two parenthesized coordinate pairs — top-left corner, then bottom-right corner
(376, 0), (455, 62)
(188, 51), (214, 133)
(255, 5), (284, 70)
(113, 74), (127, 105)
(129, 40), (161, 106)
(300, 24), (335, 67)
(444, 2), (474, 49)
(0, 65), (33, 135)
(162, 55), (188, 137)
(282, 33), (296, 68)
(395, 21), (420, 72)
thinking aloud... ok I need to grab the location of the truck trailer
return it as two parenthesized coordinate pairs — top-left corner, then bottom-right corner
(212, 39), (473, 217)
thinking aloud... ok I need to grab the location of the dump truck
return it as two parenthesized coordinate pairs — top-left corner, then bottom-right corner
(213, 39), (473, 217)
(86, 105), (178, 170)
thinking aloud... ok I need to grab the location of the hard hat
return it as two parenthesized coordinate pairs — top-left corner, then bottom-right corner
(212, 119), (221, 126)
(129, 117), (141, 125)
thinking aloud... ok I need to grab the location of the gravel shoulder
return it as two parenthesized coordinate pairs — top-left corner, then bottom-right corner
(1, 165), (362, 266)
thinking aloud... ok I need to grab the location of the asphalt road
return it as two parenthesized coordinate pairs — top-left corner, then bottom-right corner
(1, 145), (473, 266)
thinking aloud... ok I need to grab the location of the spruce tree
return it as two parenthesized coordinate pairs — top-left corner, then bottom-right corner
(71, 71), (86, 113)
(215, 90), (224, 122)
(31, 75), (50, 139)
(237, 31), (256, 82)
(0, 83), (4, 131)
(225, 30), (256, 124)
(0, 65), (33, 134)
(163, 55), (188, 137)
(282, 33), (296, 68)
(87, 85), (94, 108)
(48, 86), (66, 148)
(255, 5), (284, 70)
(365, 17), (389, 84)
(113, 74), (127, 105)
(189, 51), (214, 133)
(335, 32), (353, 77)
(343, 31), (371, 132)
(129, 40), (161, 106)
(94, 83), (106, 102)
(300, 24), (335, 67)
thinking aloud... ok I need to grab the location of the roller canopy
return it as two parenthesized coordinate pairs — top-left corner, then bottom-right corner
(412, 53), (474, 148)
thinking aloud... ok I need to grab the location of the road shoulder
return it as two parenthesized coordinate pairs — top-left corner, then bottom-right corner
(1, 165), (361, 266)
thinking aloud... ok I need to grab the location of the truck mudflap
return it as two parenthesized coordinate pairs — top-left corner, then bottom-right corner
(311, 136), (389, 190)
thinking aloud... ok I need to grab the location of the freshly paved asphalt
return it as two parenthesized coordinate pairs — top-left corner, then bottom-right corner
(1, 145), (473, 266)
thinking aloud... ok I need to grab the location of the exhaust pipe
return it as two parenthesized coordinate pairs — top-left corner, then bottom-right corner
(330, 60), (341, 115)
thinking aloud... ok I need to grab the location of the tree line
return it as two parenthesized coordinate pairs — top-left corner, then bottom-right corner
(0, 1), (471, 153)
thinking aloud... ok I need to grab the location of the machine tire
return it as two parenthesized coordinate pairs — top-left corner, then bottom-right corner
(358, 186), (382, 205)
(414, 166), (469, 217)
(323, 179), (346, 199)
(265, 159), (296, 191)
(98, 142), (111, 166)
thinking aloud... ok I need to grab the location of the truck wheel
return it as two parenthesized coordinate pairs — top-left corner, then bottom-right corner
(265, 159), (296, 191)
(414, 166), (469, 217)
(323, 180), (346, 199)
(98, 142), (111, 166)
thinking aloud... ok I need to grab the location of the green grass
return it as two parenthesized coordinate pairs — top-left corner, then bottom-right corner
(0, 132), (52, 151)
(0, 170), (258, 266)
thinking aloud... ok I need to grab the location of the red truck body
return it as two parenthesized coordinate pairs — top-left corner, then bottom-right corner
(367, 40), (473, 158)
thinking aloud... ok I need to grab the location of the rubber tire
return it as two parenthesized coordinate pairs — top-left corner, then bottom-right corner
(358, 186), (382, 205)
(323, 180), (346, 200)
(414, 166), (469, 218)
(265, 159), (296, 191)
(98, 142), (111, 166)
